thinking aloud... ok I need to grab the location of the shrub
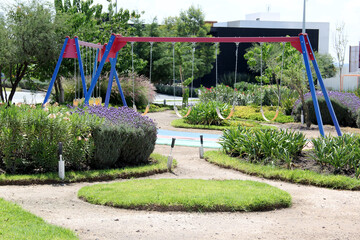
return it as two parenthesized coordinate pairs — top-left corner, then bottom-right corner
(220, 126), (306, 168)
(184, 101), (231, 126)
(155, 83), (198, 97)
(292, 91), (360, 127)
(219, 72), (254, 87)
(61, 73), (156, 107)
(198, 84), (260, 106)
(110, 73), (156, 107)
(82, 106), (157, 168)
(0, 104), (101, 174)
(312, 134), (360, 178)
(0, 104), (157, 174)
(200, 83), (298, 109)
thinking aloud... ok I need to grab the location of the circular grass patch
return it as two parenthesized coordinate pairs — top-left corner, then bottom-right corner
(78, 179), (291, 212)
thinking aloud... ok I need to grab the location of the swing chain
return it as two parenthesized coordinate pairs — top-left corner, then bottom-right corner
(190, 42), (196, 101)
(131, 42), (135, 106)
(232, 42), (240, 105)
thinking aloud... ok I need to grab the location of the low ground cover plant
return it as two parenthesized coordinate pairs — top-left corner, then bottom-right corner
(233, 106), (294, 123)
(78, 179), (291, 212)
(220, 126), (306, 168)
(0, 198), (77, 239)
(0, 103), (157, 174)
(312, 134), (360, 178)
(171, 118), (276, 131)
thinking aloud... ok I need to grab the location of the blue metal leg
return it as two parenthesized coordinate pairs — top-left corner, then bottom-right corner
(114, 70), (127, 107)
(74, 37), (87, 97)
(93, 48), (99, 79)
(104, 60), (115, 107)
(43, 37), (69, 105)
(304, 36), (342, 136)
(299, 34), (325, 137)
(85, 34), (116, 104)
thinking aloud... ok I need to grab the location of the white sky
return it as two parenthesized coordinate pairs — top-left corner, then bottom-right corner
(1, 0), (359, 63)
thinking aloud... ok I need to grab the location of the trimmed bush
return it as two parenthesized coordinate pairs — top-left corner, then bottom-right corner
(76, 106), (157, 168)
(292, 91), (360, 127)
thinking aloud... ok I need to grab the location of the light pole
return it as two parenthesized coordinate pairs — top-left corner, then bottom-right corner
(302, 0), (306, 33)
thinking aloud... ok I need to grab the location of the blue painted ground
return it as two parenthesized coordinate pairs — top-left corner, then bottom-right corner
(156, 129), (222, 149)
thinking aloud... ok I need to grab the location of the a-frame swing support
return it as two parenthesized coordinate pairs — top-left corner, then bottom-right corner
(44, 33), (342, 137)
(43, 35), (128, 107)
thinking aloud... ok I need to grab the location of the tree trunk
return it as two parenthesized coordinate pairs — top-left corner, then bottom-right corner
(57, 77), (64, 103)
(54, 78), (59, 103)
(0, 65), (4, 102)
(8, 63), (28, 105)
(299, 90), (311, 128)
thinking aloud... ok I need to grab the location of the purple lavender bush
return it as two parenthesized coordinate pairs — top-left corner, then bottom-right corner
(292, 91), (360, 127)
(77, 106), (157, 168)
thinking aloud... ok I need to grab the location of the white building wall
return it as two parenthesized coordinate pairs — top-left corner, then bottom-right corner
(214, 20), (330, 54)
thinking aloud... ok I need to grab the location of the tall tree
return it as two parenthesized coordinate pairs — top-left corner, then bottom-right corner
(1, 0), (60, 105)
(333, 22), (348, 82)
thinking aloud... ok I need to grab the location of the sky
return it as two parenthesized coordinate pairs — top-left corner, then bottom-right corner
(1, 0), (359, 63)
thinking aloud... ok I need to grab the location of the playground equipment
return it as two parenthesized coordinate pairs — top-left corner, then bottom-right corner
(43, 36), (127, 107)
(44, 33), (341, 137)
(259, 42), (284, 122)
(215, 42), (238, 120)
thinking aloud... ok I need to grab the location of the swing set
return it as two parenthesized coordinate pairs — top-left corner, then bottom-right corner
(43, 33), (342, 137)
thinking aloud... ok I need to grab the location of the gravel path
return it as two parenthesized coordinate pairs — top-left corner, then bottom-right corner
(1, 111), (360, 240)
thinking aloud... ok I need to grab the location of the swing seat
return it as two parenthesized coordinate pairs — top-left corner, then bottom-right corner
(216, 106), (235, 120)
(95, 97), (102, 106)
(174, 106), (192, 118)
(73, 99), (79, 107)
(141, 104), (150, 116)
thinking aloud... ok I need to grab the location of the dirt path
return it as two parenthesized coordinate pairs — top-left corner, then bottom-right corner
(1, 111), (360, 240)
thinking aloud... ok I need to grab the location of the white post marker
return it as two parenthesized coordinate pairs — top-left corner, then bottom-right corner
(167, 138), (176, 171)
(199, 135), (204, 159)
(301, 107), (304, 125)
(58, 142), (65, 180)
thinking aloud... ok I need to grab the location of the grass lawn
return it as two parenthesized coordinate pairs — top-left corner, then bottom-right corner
(0, 153), (175, 185)
(78, 179), (291, 212)
(171, 118), (276, 131)
(205, 151), (360, 190)
(0, 198), (77, 240)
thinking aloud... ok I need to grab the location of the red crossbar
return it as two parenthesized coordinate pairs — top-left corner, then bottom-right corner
(115, 35), (300, 44)
(78, 40), (103, 49)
